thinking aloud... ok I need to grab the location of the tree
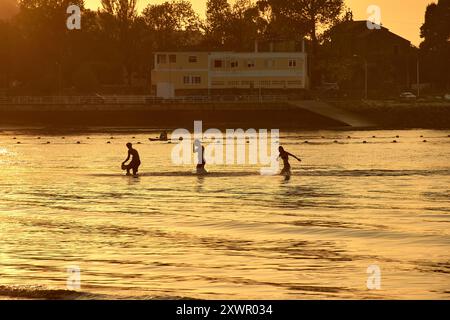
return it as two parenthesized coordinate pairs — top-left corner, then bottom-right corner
(420, 0), (450, 51)
(257, 0), (345, 86)
(12, 0), (85, 93)
(205, 0), (231, 48)
(72, 64), (98, 93)
(142, 0), (203, 50)
(204, 0), (265, 51)
(100, 0), (137, 25)
(227, 0), (264, 50)
(258, 0), (344, 50)
(420, 0), (450, 89)
(100, 0), (138, 85)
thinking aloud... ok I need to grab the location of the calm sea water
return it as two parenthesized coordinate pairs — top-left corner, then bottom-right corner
(0, 128), (449, 299)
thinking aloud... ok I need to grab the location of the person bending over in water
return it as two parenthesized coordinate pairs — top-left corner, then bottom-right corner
(193, 139), (207, 175)
(122, 143), (141, 176)
(278, 146), (301, 175)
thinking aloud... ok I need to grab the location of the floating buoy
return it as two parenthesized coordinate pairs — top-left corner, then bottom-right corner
(17, 141), (21, 144)
(62, 137), (65, 139)
(396, 135), (400, 138)
(132, 136), (136, 139)
(110, 137), (114, 139)
(393, 140), (397, 143)
(46, 141), (50, 144)
(423, 140), (427, 143)
(334, 140), (338, 143)
(372, 136), (376, 138)
(420, 135), (423, 138)
(137, 142), (141, 144)
(13, 137), (16, 140)
(76, 141), (81, 144)
(347, 136), (351, 139)
(37, 137), (41, 140)
(86, 137), (90, 139)
(179, 137), (183, 141)
(321, 136), (325, 139)
(107, 141), (111, 144)
(363, 141), (367, 144)
(304, 141), (309, 144)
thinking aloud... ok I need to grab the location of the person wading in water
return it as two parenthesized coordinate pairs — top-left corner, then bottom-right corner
(278, 146), (301, 176)
(122, 143), (141, 176)
(193, 139), (207, 175)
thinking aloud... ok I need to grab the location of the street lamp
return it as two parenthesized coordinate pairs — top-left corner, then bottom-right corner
(353, 54), (368, 100)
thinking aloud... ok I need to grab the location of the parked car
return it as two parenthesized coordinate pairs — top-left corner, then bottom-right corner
(399, 92), (417, 100)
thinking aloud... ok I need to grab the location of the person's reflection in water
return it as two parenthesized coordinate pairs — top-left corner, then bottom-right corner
(196, 175), (205, 192)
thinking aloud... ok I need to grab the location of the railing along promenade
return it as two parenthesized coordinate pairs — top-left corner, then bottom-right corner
(0, 95), (292, 105)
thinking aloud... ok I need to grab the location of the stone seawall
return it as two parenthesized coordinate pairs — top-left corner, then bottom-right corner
(0, 102), (346, 129)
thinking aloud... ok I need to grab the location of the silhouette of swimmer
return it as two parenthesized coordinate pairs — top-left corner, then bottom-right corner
(193, 139), (207, 175)
(159, 131), (168, 141)
(278, 146), (301, 176)
(122, 143), (141, 176)
(149, 131), (168, 142)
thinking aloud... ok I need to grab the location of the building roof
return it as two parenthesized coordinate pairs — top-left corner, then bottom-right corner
(331, 20), (411, 45)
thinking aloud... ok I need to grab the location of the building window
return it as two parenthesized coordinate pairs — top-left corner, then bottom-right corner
(169, 54), (177, 63)
(189, 56), (198, 63)
(192, 76), (201, 85)
(230, 60), (239, 68)
(214, 60), (223, 68)
(247, 60), (255, 68)
(289, 59), (297, 67)
(157, 54), (167, 64)
(183, 75), (201, 85)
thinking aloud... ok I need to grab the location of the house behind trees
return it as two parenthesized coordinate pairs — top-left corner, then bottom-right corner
(325, 20), (414, 97)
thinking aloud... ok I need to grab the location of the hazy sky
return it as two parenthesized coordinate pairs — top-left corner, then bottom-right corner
(85, 0), (433, 46)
